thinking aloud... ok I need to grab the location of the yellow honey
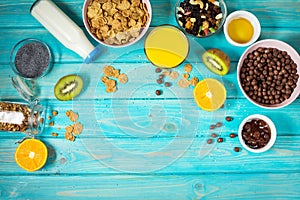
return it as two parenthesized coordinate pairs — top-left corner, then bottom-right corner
(227, 18), (254, 44)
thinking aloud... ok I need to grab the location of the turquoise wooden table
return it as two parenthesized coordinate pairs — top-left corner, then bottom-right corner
(0, 0), (300, 199)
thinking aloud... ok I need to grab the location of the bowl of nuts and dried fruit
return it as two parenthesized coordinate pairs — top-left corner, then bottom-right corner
(237, 39), (300, 109)
(83, 0), (152, 47)
(238, 114), (277, 153)
(175, 0), (227, 38)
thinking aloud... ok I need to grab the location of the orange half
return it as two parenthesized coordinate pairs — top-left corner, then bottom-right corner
(193, 78), (226, 111)
(15, 139), (48, 172)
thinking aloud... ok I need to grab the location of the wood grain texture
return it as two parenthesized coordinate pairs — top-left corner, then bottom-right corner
(0, 136), (299, 174)
(0, 0), (299, 28)
(0, 0), (300, 199)
(0, 174), (300, 199)
(0, 27), (299, 64)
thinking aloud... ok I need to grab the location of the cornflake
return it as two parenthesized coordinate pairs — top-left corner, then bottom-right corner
(184, 64), (193, 73)
(101, 65), (128, 93)
(178, 78), (190, 88)
(64, 110), (83, 142)
(118, 73), (128, 84)
(72, 122), (83, 136)
(169, 71), (179, 80)
(86, 0), (149, 46)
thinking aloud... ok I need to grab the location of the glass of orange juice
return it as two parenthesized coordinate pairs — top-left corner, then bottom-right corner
(144, 25), (189, 68)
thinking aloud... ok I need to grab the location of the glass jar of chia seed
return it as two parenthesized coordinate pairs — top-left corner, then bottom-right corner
(10, 38), (52, 80)
(0, 100), (45, 135)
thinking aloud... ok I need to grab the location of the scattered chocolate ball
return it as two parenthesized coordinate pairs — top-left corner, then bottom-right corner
(234, 147), (240, 152)
(155, 90), (162, 95)
(225, 116), (233, 122)
(210, 125), (215, 130)
(211, 133), (217, 138)
(159, 74), (164, 79)
(215, 122), (222, 127)
(229, 133), (236, 138)
(217, 138), (223, 143)
(157, 79), (163, 84)
(207, 139), (213, 144)
(164, 82), (171, 87)
(155, 68), (162, 73)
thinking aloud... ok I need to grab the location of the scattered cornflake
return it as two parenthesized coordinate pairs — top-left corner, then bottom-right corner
(162, 70), (170, 76)
(49, 121), (54, 126)
(178, 78), (190, 88)
(189, 77), (199, 86)
(184, 64), (193, 73)
(65, 131), (75, 142)
(72, 122), (83, 136)
(169, 71), (179, 80)
(182, 73), (190, 79)
(101, 65), (128, 93)
(66, 110), (79, 122)
(102, 65), (115, 77)
(51, 132), (59, 137)
(118, 73), (128, 84)
(47, 116), (51, 120)
(65, 125), (73, 133)
(52, 110), (58, 116)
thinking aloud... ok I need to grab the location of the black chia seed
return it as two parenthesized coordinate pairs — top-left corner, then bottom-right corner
(14, 42), (50, 78)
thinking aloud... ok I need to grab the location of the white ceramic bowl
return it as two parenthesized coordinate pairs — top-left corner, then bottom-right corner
(82, 0), (152, 48)
(224, 10), (261, 47)
(175, 0), (227, 38)
(238, 114), (276, 153)
(237, 39), (300, 109)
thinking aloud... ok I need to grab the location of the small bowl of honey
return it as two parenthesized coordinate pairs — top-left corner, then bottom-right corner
(223, 10), (261, 47)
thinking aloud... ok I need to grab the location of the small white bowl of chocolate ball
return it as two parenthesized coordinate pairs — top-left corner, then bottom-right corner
(237, 39), (300, 109)
(238, 114), (276, 153)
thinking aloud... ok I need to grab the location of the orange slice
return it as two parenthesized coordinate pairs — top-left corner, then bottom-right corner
(193, 78), (226, 111)
(15, 139), (48, 172)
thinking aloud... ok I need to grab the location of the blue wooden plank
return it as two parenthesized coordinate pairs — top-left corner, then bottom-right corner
(0, 27), (299, 64)
(0, 0), (299, 28)
(0, 136), (299, 174)
(0, 174), (299, 199)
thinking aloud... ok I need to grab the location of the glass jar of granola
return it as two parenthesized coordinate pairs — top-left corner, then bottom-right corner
(0, 100), (45, 135)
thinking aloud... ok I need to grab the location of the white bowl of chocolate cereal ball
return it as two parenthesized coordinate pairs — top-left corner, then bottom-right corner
(238, 114), (277, 153)
(237, 39), (300, 109)
(83, 0), (152, 48)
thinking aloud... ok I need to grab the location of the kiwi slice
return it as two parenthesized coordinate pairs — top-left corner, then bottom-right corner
(202, 48), (230, 76)
(54, 74), (83, 101)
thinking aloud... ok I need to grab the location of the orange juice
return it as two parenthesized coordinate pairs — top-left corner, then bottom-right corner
(227, 18), (254, 44)
(144, 25), (189, 68)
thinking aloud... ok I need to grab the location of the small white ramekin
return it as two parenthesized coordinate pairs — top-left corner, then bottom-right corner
(223, 10), (261, 47)
(238, 114), (277, 153)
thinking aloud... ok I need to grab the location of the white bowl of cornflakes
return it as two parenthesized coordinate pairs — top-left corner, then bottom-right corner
(83, 0), (152, 48)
